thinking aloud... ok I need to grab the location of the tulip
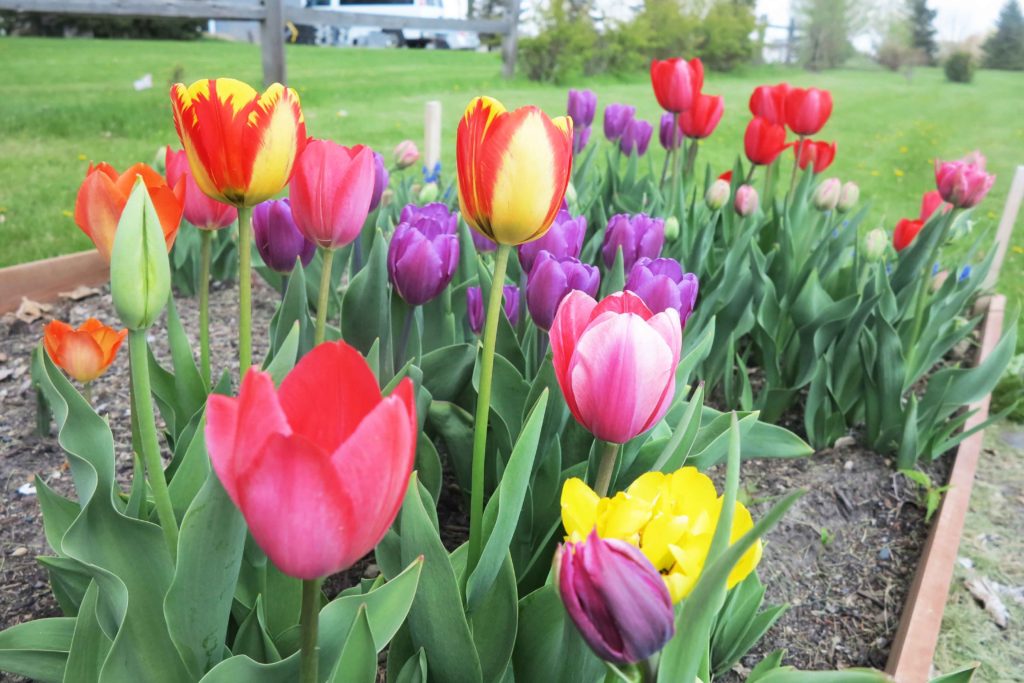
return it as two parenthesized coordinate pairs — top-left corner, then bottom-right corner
(393, 139), (420, 169)
(418, 182), (440, 205)
(467, 285), (520, 334)
(567, 88), (597, 128)
(165, 147), (237, 230)
(744, 117), (788, 166)
(457, 96), (573, 246)
(550, 290), (681, 445)
(557, 530), (675, 666)
(603, 104), (636, 142)
(387, 203), (460, 306)
(705, 178), (731, 210)
(253, 199), (316, 274)
(863, 228), (888, 261)
(205, 340), (416, 579)
(679, 92), (724, 139)
(472, 229), (498, 253)
(625, 257), (699, 327)
(934, 153), (995, 208)
(784, 87), (833, 136)
(74, 162), (184, 262)
(792, 139), (837, 174)
(812, 178), (842, 212)
(734, 185), (759, 217)
(649, 57), (703, 114)
(920, 190), (949, 222)
(893, 218), (924, 252)
(718, 169), (733, 183)
(602, 213), (666, 271)
(619, 118), (653, 157)
(837, 181), (860, 213)
(664, 216), (680, 242)
(110, 180), (172, 332)
(290, 139), (376, 249)
(748, 83), (790, 126)
(572, 126), (592, 155)
(369, 150), (390, 212)
(659, 113), (682, 151)
(518, 209), (587, 274)
(526, 253), (600, 331)
(169, 78), (306, 207)
(43, 318), (126, 384)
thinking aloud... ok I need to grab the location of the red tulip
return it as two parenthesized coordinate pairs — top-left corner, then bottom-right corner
(784, 87), (833, 136)
(205, 341), (417, 580)
(165, 147), (237, 230)
(289, 139), (377, 249)
(744, 117), (788, 166)
(649, 58), (703, 114)
(748, 83), (790, 126)
(678, 93), (724, 139)
(792, 139), (837, 173)
(919, 190), (950, 222)
(893, 218), (924, 252)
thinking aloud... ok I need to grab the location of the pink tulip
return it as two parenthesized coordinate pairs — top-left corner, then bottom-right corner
(550, 290), (681, 444)
(934, 152), (995, 209)
(205, 341), (417, 580)
(289, 139), (376, 249)
(165, 147), (237, 230)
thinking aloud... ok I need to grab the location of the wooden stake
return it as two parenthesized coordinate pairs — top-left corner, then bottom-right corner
(982, 164), (1024, 291)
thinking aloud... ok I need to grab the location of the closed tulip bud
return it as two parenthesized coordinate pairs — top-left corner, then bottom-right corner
(705, 178), (731, 210)
(619, 118), (653, 157)
(557, 531), (675, 666)
(526, 253), (600, 331)
(744, 117), (787, 166)
(679, 93), (724, 140)
(649, 57), (703, 114)
(602, 213), (665, 271)
(567, 88), (597, 129)
(659, 113), (682, 151)
(863, 228), (889, 260)
(603, 103), (636, 141)
(837, 181), (859, 213)
(369, 150), (389, 212)
(393, 139), (420, 169)
(784, 87), (833, 136)
(417, 182), (440, 204)
(625, 257), (699, 327)
(110, 179), (172, 330)
(572, 126), (592, 155)
(467, 285), (519, 334)
(734, 185), (759, 217)
(748, 83), (790, 126)
(518, 209), (587, 274)
(892, 218), (924, 252)
(387, 203), (460, 306)
(812, 178), (842, 212)
(165, 147), (237, 230)
(290, 139), (376, 249)
(43, 318), (127, 384)
(564, 181), (579, 210)
(252, 198), (316, 274)
(792, 139), (837, 174)
(664, 215), (680, 242)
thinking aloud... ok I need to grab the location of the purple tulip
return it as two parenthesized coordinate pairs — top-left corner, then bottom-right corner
(658, 112), (682, 151)
(625, 257), (699, 327)
(369, 150), (390, 212)
(471, 229), (498, 253)
(558, 531), (675, 666)
(467, 285), (520, 334)
(572, 126), (592, 155)
(619, 118), (653, 156)
(526, 253), (600, 331)
(518, 209), (587, 274)
(253, 198), (316, 274)
(603, 104), (635, 141)
(568, 89), (597, 129)
(387, 203), (460, 306)
(602, 213), (665, 271)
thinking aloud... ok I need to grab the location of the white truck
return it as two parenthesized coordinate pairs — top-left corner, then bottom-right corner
(303, 0), (481, 49)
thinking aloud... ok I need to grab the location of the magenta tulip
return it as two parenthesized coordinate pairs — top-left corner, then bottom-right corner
(934, 152), (995, 209)
(289, 139), (376, 249)
(518, 209), (587, 274)
(165, 146), (237, 230)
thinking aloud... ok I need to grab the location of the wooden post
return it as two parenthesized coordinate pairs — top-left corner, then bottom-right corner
(982, 164), (1024, 290)
(501, 0), (520, 79)
(424, 100), (442, 178)
(261, 0), (286, 86)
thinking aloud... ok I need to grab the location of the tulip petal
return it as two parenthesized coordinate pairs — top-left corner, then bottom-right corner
(55, 331), (105, 383)
(639, 309), (682, 432)
(245, 84), (307, 205)
(589, 290), (653, 322)
(549, 289), (598, 418)
(456, 96), (508, 237)
(560, 477), (601, 540)
(74, 169), (125, 261)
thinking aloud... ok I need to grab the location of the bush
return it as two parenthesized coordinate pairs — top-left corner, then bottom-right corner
(517, 0), (598, 83)
(944, 51), (976, 82)
(698, 2), (756, 71)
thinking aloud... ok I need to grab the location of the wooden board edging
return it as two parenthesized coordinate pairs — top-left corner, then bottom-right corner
(0, 250), (108, 315)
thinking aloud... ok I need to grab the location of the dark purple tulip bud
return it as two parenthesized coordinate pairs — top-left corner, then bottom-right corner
(527, 252), (600, 331)
(603, 104), (636, 142)
(625, 257), (699, 327)
(619, 119), (653, 156)
(557, 530), (675, 666)
(387, 202), (460, 306)
(518, 209), (587, 274)
(369, 150), (390, 212)
(602, 213), (665, 271)
(253, 198), (316, 274)
(572, 126), (592, 155)
(658, 112), (682, 151)
(472, 229), (498, 253)
(467, 285), (520, 334)
(567, 89), (597, 129)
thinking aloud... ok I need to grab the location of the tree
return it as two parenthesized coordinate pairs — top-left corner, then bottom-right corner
(983, 0), (1024, 70)
(795, 0), (861, 70)
(699, 1), (756, 72)
(907, 0), (938, 64)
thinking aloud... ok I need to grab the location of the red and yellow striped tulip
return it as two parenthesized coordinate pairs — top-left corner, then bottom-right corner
(74, 162), (184, 262)
(43, 318), (127, 383)
(456, 96), (573, 245)
(170, 78), (307, 207)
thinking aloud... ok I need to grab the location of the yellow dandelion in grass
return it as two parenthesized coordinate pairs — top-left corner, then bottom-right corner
(62, 210), (73, 218)
(871, 170), (881, 177)
(78, 153), (87, 161)
(899, 146), (909, 153)
(987, 211), (999, 219)
(894, 169), (905, 178)
(1012, 245), (1024, 255)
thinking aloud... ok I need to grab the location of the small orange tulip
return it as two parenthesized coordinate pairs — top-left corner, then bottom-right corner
(74, 162), (184, 262)
(43, 319), (127, 383)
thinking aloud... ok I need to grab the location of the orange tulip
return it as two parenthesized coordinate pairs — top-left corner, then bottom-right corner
(43, 319), (127, 383)
(456, 96), (573, 245)
(74, 162), (184, 262)
(170, 78), (307, 207)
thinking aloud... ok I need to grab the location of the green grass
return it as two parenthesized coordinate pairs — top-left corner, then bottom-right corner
(1, 36), (1023, 323)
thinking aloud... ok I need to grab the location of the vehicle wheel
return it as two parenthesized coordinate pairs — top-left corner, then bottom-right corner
(384, 30), (404, 47)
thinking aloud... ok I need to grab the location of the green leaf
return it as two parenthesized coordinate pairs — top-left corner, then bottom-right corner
(263, 322), (301, 387)
(393, 648), (428, 683)
(233, 597), (281, 663)
(600, 246), (625, 298)
(420, 344), (476, 402)
(267, 260), (312, 361)
(929, 664), (977, 683)
(748, 650), (786, 682)
(342, 229), (391, 357)
(164, 294), (207, 414)
(34, 475), (79, 556)
(512, 584), (605, 683)
(328, 605), (376, 683)
(37, 556), (92, 617)
(454, 547), (518, 683)
(62, 581), (111, 683)
(0, 617), (74, 683)
(751, 670), (892, 682)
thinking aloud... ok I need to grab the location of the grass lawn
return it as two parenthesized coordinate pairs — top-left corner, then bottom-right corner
(1, 36), (1023, 325)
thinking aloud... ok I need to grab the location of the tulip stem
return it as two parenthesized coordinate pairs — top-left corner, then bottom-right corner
(299, 578), (321, 683)
(238, 205), (253, 373)
(671, 113), (683, 213)
(315, 247), (335, 346)
(199, 229), (213, 386)
(467, 243), (512, 578)
(593, 439), (621, 498)
(82, 382), (93, 408)
(788, 135), (805, 199)
(396, 304), (415, 367)
(128, 329), (178, 561)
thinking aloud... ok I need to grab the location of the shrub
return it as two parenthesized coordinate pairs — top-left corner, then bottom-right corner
(698, 1), (756, 71)
(945, 51), (976, 82)
(517, 0), (598, 83)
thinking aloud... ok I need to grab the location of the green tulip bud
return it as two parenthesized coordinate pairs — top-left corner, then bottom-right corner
(111, 179), (171, 330)
(664, 215), (680, 241)
(564, 180), (579, 211)
(837, 181), (859, 213)
(704, 179), (730, 211)
(812, 177), (841, 212)
(417, 181), (439, 204)
(863, 228), (888, 262)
